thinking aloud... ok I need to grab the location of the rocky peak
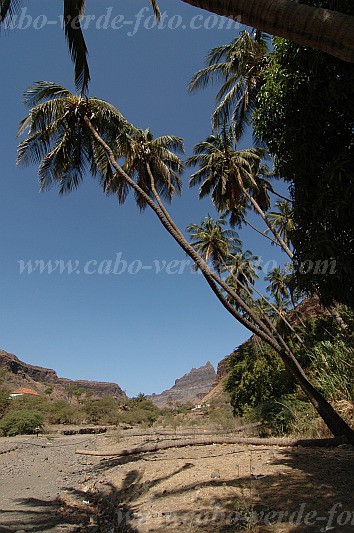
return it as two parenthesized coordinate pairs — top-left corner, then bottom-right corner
(148, 362), (216, 408)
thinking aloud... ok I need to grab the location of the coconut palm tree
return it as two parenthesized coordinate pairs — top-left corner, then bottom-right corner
(267, 201), (295, 247)
(225, 250), (260, 290)
(16, 82), (271, 339)
(17, 81), (354, 442)
(16, 81), (134, 192)
(115, 127), (183, 211)
(186, 216), (281, 325)
(186, 215), (241, 274)
(189, 30), (269, 138)
(0, 0), (160, 93)
(187, 215), (265, 312)
(187, 128), (262, 209)
(186, 215), (316, 348)
(180, 0), (354, 63)
(224, 250), (261, 312)
(265, 267), (291, 313)
(187, 128), (294, 258)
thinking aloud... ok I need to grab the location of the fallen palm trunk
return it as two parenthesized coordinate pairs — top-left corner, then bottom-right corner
(76, 435), (348, 456)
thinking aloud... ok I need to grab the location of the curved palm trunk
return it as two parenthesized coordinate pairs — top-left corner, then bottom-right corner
(143, 165), (282, 347)
(328, 304), (352, 337)
(84, 118), (276, 346)
(84, 117), (354, 444)
(181, 0), (354, 64)
(146, 170), (354, 445)
(148, 164), (312, 370)
(221, 256), (304, 345)
(245, 219), (278, 245)
(242, 186), (294, 259)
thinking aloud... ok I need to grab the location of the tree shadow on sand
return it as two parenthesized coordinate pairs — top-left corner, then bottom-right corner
(0, 445), (352, 532)
(139, 445), (354, 532)
(0, 462), (195, 532)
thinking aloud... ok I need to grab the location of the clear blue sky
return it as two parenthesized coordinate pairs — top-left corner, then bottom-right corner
(0, 0), (286, 396)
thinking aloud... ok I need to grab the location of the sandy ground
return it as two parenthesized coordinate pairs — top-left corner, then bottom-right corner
(0, 430), (353, 532)
(0, 433), (101, 532)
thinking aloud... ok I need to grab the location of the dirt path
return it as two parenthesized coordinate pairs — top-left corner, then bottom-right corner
(0, 431), (353, 532)
(0, 434), (101, 532)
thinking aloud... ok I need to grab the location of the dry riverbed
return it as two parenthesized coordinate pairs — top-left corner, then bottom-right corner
(0, 430), (353, 532)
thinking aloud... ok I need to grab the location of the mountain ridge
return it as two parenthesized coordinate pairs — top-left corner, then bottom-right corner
(0, 349), (126, 400)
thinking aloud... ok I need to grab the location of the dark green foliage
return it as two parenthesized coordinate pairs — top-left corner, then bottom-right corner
(120, 396), (160, 427)
(83, 396), (121, 425)
(291, 312), (354, 401)
(224, 338), (295, 416)
(0, 410), (44, 436)
(0, 386), (10, 418)
(225, 309), (353, 434)
(249, 395), (315, 436)
(47, 401), (84, 425)
(253, 2), (354, 307)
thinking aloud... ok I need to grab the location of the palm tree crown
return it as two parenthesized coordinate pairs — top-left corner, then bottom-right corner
(267, 200), (295, 246)
(225, 249), (260, 289)
(189, 30), (269, 138)
(187, 127), (270, 219)
(17, 82), (184, 211)
(265, 267), (290, 311)
(17, 81), (133, 194)
(115, 128), (184, 210)
(16, 81), (133, 195)
(186, 214), (241, 274)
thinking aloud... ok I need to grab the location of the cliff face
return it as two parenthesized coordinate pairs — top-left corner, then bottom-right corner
(57, 378), (123, 398)
(148, 362), (216, 408)
(0, 349), (126, 400)
(0, 350), (58, 383)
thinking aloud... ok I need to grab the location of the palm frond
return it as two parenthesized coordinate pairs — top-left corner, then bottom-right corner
(22, 82), (72, 107)
(63, 0), (90, 94)
(148, 0), (160, 22)
(189, 64), (232, 92)
(0, 0), (20, 25)
(153, 135), (185, 154)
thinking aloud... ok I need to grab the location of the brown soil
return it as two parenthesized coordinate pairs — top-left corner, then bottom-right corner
(0, 430), (353, 532)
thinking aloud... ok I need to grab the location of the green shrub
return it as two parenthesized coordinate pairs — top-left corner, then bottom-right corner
(47, 401), (84, 424)
(120, 406), (159, 427)
(0, 385), (10, 417)
(83, 396), (122, 424)
(0, 410), (44, 436)
(225, 339), (295, 417)
(244, 394), (318, 436)
(309, 340), (354, 401)
(8, 395), (48, 412)
(119, 396), (160, 427)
